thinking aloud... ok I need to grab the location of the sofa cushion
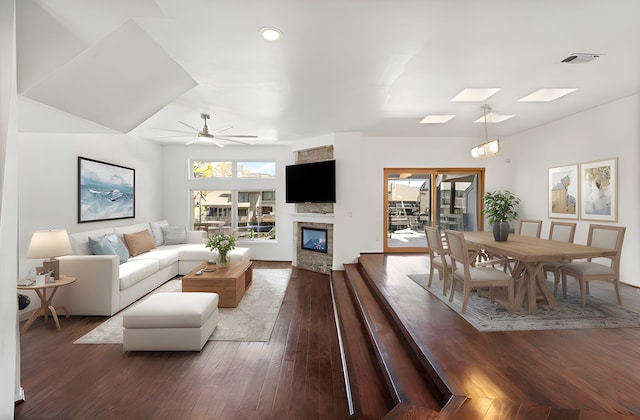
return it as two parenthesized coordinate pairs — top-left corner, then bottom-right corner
(123, 230), (156, 257)
(149, 220), (169, 247)
(70, 228), (115, 255)
(161, 225), (187, 245)
(114, 223), (152, 240)
(130, 247), (180, 270)
(119, 259), (159, 290)
(178, 243), (250, 262)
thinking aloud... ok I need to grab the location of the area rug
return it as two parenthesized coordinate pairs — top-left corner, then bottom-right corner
(74, 268), (291, 344)
(407, 272), (640, 332)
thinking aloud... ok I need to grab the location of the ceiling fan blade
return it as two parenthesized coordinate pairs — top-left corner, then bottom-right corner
(151, 128), (195, 134)
(218, 135), (258, 138)
(179, 121), (201, 132)
(212, 125), (233, 135)
(185, 138), (200, 145)
(153, 134), (196, 139)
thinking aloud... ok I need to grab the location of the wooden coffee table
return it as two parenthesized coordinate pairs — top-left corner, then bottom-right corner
(182, 261), (253, 307)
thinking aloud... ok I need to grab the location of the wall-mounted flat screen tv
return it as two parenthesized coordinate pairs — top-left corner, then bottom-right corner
(285, 160), (336, 203)
(301, 227), (328, 253)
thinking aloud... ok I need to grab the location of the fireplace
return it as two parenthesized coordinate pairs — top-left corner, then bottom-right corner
(295, 222), (333, 273)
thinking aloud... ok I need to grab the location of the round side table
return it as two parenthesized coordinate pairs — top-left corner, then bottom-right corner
(18, 275), (76, 333)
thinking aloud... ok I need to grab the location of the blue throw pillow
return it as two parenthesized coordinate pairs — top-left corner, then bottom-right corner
(88, 235), (117, 257)
(105, 234), (129, 263)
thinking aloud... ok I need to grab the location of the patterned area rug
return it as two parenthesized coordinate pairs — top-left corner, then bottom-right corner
(74, 268), (291, 344)
(408, 272), (640, 332)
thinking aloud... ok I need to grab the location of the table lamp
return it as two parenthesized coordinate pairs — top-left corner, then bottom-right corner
(27, 229), (73, 280)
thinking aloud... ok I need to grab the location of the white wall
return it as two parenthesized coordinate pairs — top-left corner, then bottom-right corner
(504, 94), (640, 286)
(1, 0), (19, 414)
(161, 143), (295, 262)
(17, 132), (165, 314)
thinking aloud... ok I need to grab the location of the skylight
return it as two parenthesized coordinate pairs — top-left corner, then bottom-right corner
(419, 115), (455, 124)
(519, 88), (578, 102)
(450, 88), (501, 102)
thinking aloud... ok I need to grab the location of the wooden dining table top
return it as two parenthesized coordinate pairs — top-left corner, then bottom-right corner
(463, 231), (615, 263)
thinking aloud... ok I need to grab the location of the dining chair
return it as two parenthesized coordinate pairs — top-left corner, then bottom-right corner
(560, 224), (626, 307)
(445, 230), (514, 314)
(542, 221), (577, 298)
(425, 226), (452, 295)
(518, 219), (543, 238)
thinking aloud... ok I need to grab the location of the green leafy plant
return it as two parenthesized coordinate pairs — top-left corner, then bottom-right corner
(482, 190), (521, 224)
(206, 232), (236, 256)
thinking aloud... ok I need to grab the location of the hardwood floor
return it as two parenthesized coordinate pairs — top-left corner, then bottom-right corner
(357, 253), (640, 418)
(15, 256), (640, 419)
(15, 262), (349, 420)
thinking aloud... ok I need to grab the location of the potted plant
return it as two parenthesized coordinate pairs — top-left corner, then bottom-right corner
(482, 190), (521, 241)
(206, 232), (236, 267)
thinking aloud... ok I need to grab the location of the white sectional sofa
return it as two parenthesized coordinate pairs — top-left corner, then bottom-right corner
(56, 220), (250, 316)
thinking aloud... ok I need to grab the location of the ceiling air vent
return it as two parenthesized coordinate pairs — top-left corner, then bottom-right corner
(561, 53), (602, 64)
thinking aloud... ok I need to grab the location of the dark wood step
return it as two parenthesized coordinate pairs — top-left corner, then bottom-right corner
(340, 263), (442, 417)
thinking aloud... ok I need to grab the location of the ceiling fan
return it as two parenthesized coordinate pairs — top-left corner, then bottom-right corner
(154, 113), (258, 147)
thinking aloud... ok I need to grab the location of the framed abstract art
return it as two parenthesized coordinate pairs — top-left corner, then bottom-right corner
(580, 158), (617, 222)
(548, 164), (579, 219)
(78, 157), (135, 223)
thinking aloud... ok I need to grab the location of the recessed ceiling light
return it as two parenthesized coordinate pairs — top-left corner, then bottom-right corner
(473, 113), (515, 123)
(259, 27), (283, 41)
(450, 88), (501, 102)
(519, 88), (578, 102)
(419, 115), (455, 124)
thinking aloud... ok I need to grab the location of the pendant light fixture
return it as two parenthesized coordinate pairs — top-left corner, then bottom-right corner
(471, 104), (501, 159)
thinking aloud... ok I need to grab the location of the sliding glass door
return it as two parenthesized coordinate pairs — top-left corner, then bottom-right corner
(384, 168), (485, 252)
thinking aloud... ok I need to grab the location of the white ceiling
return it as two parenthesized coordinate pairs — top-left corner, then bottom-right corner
(16, 0), (640, 146)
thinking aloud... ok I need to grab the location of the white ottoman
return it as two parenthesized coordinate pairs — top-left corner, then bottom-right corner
(123, 292), (218, 351)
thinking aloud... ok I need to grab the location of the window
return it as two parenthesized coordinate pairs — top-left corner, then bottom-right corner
(237, 161), (276, 178)
(237, 190), (276, 239)
(192, 161), (232, 178)
(192, 189), (276, 241)
(190, 160), (277, 241)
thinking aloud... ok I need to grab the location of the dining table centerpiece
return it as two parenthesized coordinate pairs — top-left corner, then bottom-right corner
(482, 190), (521, 241)
(206, 232), (236, 268)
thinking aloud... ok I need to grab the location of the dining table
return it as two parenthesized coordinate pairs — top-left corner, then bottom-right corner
(463, 231), (616, 314)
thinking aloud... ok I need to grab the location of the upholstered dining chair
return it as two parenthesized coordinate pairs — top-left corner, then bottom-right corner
(542, 221), (577, 298)
(518, 219), (543, 238)
(560, 224), (626, 307)
(445, 230), (515, 314)
(425, 226), (452, 295)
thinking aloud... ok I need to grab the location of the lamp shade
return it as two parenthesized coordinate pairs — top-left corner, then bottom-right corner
(27, 230), (73, 258)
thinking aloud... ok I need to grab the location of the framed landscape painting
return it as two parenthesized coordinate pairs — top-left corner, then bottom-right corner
(580, 158), (617, 222)
(548, 164), (579, 219)
(78, 157), (135, 223)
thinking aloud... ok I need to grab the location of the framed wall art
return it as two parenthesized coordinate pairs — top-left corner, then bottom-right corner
(78, 157), (135, 223)
(548, 164), (579, 219)
(580, 158), (617, 222)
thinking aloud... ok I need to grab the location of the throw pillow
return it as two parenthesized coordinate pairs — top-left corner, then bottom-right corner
(149, 220), (169, 247)
(122, 230), (156, 257)
(105, 234), (129, 264)
(161, 225), (187, 245)
(88, 234), (117, 257)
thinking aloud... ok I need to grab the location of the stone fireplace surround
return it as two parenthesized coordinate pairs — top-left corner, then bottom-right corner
(291, 146), (334, 274)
